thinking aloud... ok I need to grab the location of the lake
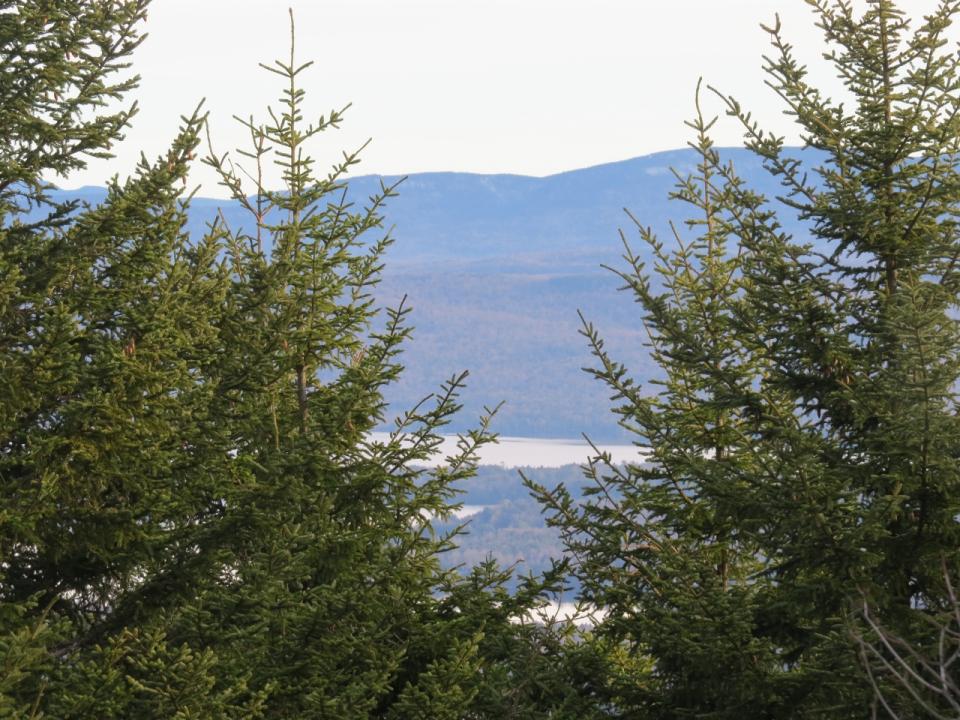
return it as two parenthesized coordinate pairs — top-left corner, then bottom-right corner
(368, 432), (648, 468)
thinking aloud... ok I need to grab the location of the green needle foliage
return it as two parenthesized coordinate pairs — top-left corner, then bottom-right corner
(1, 5), (562, 718)
(531, 1), (960, 717)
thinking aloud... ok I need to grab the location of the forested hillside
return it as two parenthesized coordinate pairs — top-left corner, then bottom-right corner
(437, 464), (586, 591)
(46, 148), (818, 439)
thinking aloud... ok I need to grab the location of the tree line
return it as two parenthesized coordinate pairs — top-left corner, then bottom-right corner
(2, 0), (960, 717)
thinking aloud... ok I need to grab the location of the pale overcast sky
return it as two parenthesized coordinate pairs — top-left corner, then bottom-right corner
(64, 0), (952, 196)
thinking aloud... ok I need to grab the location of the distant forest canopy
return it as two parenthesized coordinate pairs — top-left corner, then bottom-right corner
(437, 464), (588, 592)
(39, 147), (819, 441)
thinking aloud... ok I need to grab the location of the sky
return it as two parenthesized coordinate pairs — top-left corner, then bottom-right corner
(63, 0), (954, 197)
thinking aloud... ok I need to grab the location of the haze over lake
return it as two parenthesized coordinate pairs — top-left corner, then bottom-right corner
(368, 433), (646, 468)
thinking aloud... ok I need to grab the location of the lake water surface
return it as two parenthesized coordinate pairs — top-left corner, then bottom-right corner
(369, 433), (647, 468)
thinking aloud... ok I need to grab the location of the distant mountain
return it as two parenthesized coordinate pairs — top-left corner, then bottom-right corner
(42, 147), (821, 440)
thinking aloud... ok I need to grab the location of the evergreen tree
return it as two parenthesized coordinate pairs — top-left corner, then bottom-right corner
(532, 87), (791, 718)
(1, 4), (558, 717)
(532, 1), (960, 717)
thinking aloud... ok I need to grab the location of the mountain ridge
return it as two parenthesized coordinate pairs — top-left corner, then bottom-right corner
(38, 146), (819, 440)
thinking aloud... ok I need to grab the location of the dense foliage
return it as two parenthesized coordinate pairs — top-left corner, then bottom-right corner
(531, 0), (960, 717)
(0, 4), (577, 717)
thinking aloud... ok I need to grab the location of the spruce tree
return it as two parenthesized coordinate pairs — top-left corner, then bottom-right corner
(532, 1), (960, 717)
(1, 4), (557, 717)
(532, 87), (791, 718)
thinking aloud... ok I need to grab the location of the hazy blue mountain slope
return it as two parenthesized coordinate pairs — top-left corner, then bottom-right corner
(44, 147), (819, 439)
(345, 147), (814, 268)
